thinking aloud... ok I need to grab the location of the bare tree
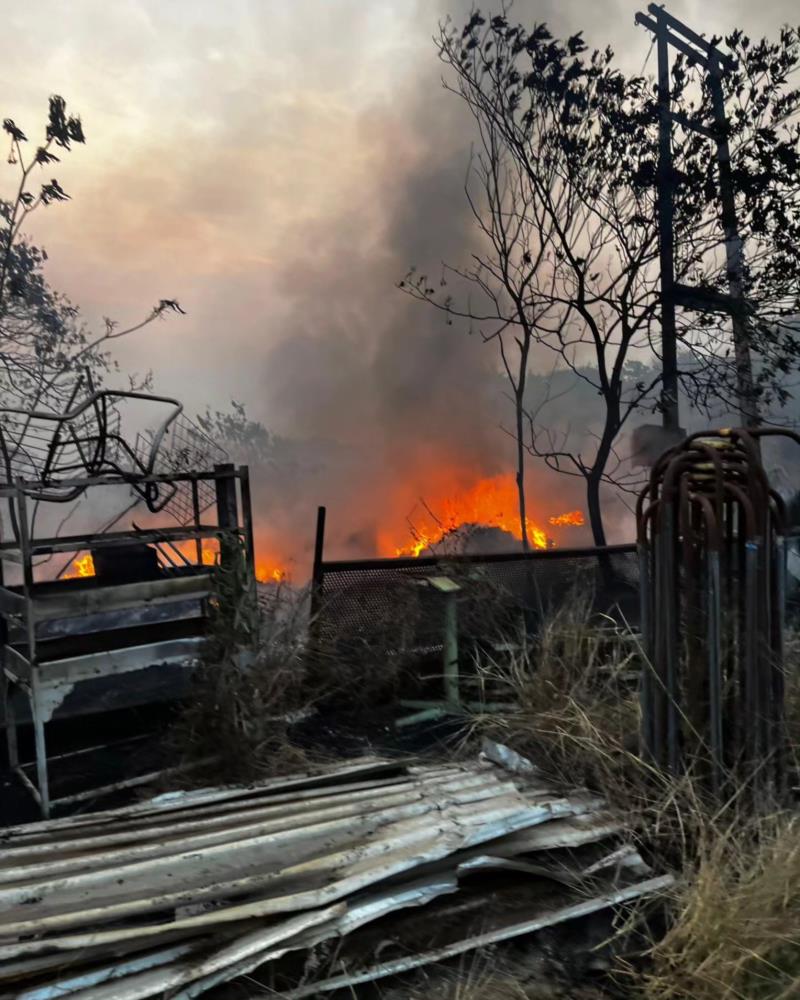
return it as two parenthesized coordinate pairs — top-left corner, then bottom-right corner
(1, 96), (184, 419)
(401, 112), (563, 549)
(403, 7), (800, 545)
(403, 13), (664, 545)
(1, 96), (185, 557)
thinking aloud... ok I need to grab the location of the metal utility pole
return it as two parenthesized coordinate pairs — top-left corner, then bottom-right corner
(655, 23), (680, 435)
(635, 4), (760, 429)
(707, 51), (759, 427)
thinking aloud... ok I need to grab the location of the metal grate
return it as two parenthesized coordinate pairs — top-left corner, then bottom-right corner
(0, 370), (123, 489)
(313, 545), (639, 655)
(0, 369), (188, 515)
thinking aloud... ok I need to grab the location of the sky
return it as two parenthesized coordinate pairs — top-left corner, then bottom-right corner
(2, 0), (797, 567)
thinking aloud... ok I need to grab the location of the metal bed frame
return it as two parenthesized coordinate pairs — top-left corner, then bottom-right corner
(0, 375), (255, 816)
(0, 466), (255, 817)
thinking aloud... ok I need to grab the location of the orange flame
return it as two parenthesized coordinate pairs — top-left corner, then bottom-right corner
(61, 539), (288, 585)
(63, 553), (95, 579)
(199, 544), (287, 583)
(257, 563), (287, 584)
(548, 510), (585, 527)
(383, 475), (584, 558)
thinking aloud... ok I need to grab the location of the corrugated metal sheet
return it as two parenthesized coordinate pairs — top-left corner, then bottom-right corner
(0, 748), (671, 999)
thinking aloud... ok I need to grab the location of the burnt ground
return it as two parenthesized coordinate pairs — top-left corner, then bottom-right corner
(0, 702), (181, 825)
(0, 697), (466, 826)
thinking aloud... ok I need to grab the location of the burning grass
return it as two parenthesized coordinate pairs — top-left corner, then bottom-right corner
(384, 473), (585, 556)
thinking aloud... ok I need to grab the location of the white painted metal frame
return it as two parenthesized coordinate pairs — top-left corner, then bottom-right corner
(0, 466), (255, 818)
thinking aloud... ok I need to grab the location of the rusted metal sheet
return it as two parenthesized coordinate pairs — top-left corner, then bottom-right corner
(283, 874), (675, 999)
(0, 751), (671, 999)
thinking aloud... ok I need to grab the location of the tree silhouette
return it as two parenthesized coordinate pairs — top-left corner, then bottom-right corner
(1, 95), (184, 415)
(403, 8), (800, 545)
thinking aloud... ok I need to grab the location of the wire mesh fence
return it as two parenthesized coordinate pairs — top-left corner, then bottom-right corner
(312, 544), (639, 657)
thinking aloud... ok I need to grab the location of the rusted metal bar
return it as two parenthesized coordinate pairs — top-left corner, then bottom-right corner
(238, 465), (257, 578)
(0, 524), (244, 556)
(0, 468), (245, 496)
(637, 502), (657, 762)
(191, 478), (203, 565)
(636, 428), (796, 803)
(212, 463), (244, 590)
(319, 542), (636, 575)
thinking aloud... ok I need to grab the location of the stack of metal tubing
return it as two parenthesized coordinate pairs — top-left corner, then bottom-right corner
(636, 427), (799, 799)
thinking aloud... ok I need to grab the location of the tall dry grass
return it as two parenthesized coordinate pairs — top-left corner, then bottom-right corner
(467, 585), (679, 844)
(638, 813), (800, 1000)
(168, 540), (318, 782)
(466, 583), (800, 998)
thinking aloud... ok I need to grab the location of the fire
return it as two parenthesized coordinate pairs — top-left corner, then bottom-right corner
(257, 563), (287, 584)
(384, 474), (584, 557)
(63, 553), (95, 579)
(200, 546), (287, 583)
(548, 510), (585, 527)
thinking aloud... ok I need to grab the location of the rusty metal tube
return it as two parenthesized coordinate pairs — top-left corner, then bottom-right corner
(635, 425), (798, 805)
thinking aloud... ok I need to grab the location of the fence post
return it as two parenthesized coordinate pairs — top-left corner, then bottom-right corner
(238, 465), (256, 577)
(214, 463), (238, 569)
(310, 506), (327, 622)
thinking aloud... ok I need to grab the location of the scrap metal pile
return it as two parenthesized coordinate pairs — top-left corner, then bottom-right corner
(0, 750), (670, 999)
(637, 427), (799, 798)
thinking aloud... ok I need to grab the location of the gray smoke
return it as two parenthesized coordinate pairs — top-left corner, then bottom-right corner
(4, 0), (796, 571)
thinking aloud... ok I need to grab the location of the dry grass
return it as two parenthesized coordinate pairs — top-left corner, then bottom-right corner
(639, 628), (800, 1000)
(462, 583), (800, 999)
(168, 543), (319, 783)
(638, 813), (800, 1000)
(468, 586), (649, 811)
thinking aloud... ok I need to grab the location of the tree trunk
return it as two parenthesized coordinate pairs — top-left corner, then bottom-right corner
(586, 408), (619, 549)
(587, 414), (618, 594)
(515, 388), (530, 551)
(586, 473), (607, 548)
